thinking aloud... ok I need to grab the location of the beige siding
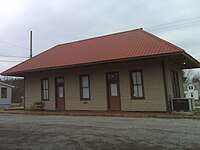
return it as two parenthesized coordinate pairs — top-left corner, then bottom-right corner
(119, 60), (166, 111)
(24, 58), (170, 111)
(65, 68), (107, 110)
(25, 73), (56, 110)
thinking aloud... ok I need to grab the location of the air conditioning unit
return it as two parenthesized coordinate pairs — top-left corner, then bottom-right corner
(171, 98), (195, 112)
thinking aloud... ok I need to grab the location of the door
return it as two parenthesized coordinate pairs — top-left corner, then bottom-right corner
(55, 77), (65, 110)
(171, 70), (180, 98)
(106, 72), (121, 111)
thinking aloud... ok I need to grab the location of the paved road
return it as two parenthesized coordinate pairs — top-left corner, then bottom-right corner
(0, 114), (200, 150)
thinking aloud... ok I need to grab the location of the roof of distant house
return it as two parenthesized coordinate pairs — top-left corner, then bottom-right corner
(0, 81), (14, 88)
(2, 28), (200, 76)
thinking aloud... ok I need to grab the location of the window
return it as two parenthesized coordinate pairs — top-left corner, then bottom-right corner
(80, 75), (90, 100)
(111, 83), (118, 96)
(106, 72), (119, 81)
(191, 93), (193, 97)
(171, 71), (180, 98)
(189, 86), (193, 90)
(1, 88), (7, 98)
(41, 79), (49, 100)
(130, 70), (145, 99)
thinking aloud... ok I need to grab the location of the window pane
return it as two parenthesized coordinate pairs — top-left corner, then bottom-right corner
(138, 85), (143, 97)
(132, 72), (137, 84)
(136, 72), (142, 84)
(46, 90), (49, 99)
(58, 87), (64, 98)
(82, 76), (88, 87)
(41, 79), (49, 100)
(111, 83), (118, 96)
(45, 80), (48, 90)
(43, 80), (46, 89)
(83, 88), (89, 98)
(107, 73), (118, 81)
(133, 85), (138, 97)
(43, 91), (46, 99)
(56, 78), (64, 84)
(1, 88), (7, 98)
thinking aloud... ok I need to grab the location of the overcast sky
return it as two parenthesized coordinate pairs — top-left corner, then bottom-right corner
(0, 0), (200, 73)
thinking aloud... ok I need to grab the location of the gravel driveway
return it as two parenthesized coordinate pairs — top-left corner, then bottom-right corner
(0, 114), (200, 150)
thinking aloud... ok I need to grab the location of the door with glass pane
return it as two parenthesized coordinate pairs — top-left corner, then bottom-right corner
(106, 72), (121, 111)
(55, 77), (65, 110)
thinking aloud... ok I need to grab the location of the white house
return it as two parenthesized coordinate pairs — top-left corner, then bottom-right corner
(0, 82), (14, 107)
(184, 82), (200, 100)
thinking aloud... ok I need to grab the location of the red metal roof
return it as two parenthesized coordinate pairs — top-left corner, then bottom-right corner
(2, 28), (185, 75)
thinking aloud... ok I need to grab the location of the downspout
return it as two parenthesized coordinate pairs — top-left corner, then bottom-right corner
(161, 58), (171, 112)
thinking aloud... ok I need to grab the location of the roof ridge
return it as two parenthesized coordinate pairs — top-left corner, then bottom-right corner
(57, 28), (143, 47)
(141, 29), (184, 52)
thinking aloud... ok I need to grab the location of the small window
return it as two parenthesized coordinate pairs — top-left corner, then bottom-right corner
(189, 86), (193, 90)
(130, 70), (145, 99)
(191, 93), (193, 97)
(111, 83), (118, 96)
(80, 75), (90, 100)
(1, 88), (7, 98)
(41, 79), (49, 100)
(106, 73), (119, 81)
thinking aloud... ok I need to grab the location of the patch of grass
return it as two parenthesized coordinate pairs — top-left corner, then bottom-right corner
(194, 108), (200, 116)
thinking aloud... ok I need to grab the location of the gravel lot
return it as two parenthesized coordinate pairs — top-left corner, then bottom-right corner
(0, 114), (200, 150)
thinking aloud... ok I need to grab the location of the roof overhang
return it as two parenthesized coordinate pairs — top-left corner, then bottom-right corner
(1, 51), (199, 77)
(166, 51), (200, 69)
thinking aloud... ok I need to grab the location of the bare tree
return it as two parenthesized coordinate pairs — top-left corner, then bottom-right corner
(192, 72), (200, 83)
(182, 69), (194, 83)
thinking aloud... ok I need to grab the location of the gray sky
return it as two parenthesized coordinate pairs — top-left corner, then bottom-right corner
(0, 0), (200, 73)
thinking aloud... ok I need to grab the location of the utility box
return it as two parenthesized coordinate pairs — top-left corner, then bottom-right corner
(172, 98), (195, 112)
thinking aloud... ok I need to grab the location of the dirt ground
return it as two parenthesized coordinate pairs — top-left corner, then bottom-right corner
(0, 114), (200, 150)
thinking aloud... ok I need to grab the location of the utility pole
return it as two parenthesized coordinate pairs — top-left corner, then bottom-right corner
(30, 31), (33, 58)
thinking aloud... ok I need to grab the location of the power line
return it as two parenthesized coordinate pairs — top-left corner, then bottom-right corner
(149, 20), (200, 31)
(145, 16), (200, 33)
(146, 16), (200, 29)
(0, 40), (29, 50)
(0, 60), (24, 62)
(148, 21), (200, 33)
(0, 55), (29, 59)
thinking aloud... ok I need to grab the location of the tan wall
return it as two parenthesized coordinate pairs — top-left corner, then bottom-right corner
(24, 58), (173, 111)
(65, 67), (107, 110)
(119, 59), (166, 111)
(25, 74), (56, 110)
